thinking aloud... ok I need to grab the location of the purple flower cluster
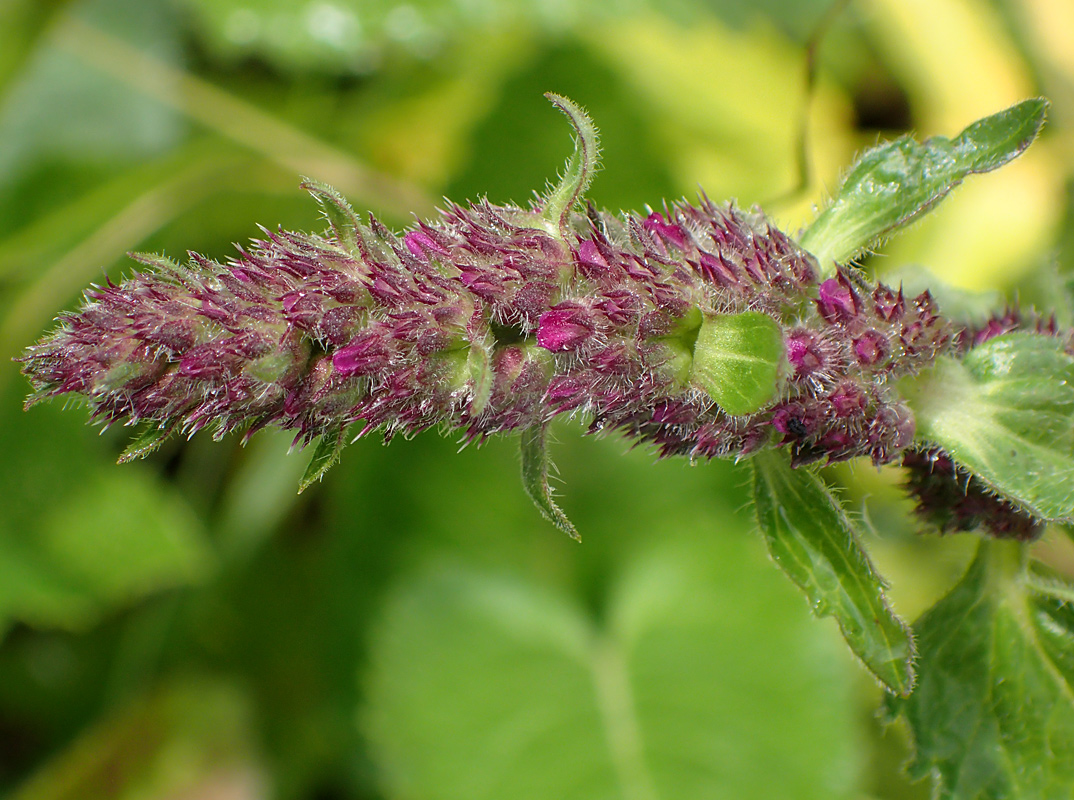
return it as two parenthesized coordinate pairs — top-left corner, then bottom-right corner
(20, 180), (952, 468)
(768, 271), (947, 465)
(902, 448), (1043, 541)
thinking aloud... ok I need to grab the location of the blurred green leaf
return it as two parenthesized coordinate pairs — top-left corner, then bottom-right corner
(0, 138), (246, 282)
(177, 0), (665, 74)
(0, 0), (184, 190)
(799, 99), (1048, 270)
(752, 450), (915, 695)
(0, 389), (212, 636)
(11, 677), (258, 800)
(884, 541), (1074, 800)
(364, 532), (864, 799)
(0, 0), (69, 100)
(902, 333), (1074, 521)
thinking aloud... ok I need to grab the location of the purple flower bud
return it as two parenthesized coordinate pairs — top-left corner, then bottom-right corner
(643, 212), (688, 250)
(537, 305), (595, 353)
(853, 329), (889, 366)
(872, 285), (905, 323)
(403, 229), (450, 260)
(817, 274), (860, 324)
(829, 382), (867, 417)
(785, 330), (824, 375)
(333, 332), (392, 376)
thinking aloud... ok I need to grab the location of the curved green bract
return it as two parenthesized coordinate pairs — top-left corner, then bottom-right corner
(540, 93), (601, 237)
(689, 311), (784, 416)
(520, 423), (580, 541)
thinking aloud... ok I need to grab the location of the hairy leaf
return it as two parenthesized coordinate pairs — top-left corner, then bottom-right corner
(903, 333), (1074, 521)
(885, 541), (1074, 800)
(752, 450), (915, 695)
(800, 99), (1048, 270)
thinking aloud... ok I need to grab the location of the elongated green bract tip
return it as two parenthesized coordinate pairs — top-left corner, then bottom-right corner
(540, 93), (601, 237)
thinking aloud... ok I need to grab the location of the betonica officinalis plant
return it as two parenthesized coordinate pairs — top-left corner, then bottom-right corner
(18, 89), (1074, 798)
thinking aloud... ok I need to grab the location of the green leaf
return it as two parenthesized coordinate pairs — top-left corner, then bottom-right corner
(10, 678), (256, 800)
(799, 99), (1048, 270)
(689, 310), (785, 416)
(539, 93), (601, 237)
(751, 450), (915, 695)
(364, 539), (863, 800)
(0, 388), (212, 635)
(902, 332), (1074, 521)
(519, 424), (579, 541)
(885, 540), (1074, 799)
(0, 0), (185, 186)
(299, 427), (346, 494)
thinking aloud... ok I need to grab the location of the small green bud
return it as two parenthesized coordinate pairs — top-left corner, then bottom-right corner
(690, 311), (785, 416)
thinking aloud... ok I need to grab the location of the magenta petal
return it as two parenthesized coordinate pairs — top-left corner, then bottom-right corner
(536, 307), (593, 352)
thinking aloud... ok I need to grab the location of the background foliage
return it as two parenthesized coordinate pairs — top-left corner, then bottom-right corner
(2, 0), (1073, 798)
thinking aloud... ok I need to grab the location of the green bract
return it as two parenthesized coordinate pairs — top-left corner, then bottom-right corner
(689, 311), (785, 417)
(903, 333), (1074, 521)
(799, 99), (1048, 271)
(521, 424), (580, 542)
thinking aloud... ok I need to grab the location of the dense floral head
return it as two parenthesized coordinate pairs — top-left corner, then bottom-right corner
(20, 94), (964, 482)
(902, 448), (1044, 541)
(20, 175), (958, 469)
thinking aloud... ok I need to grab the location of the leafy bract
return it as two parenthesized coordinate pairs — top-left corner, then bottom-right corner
(117, 419), (176, 463)
(539, 93), (600, 237)
(903, 333), (1074, 521)
(690, 311), (785, 416)
(799, 99), (1048, 271)
(299, 426), (346, 494)
(364, 536), (862, 800)
(520, 424), (580, 541)
(752, 450), (915, 695)
(885, 541), (1074, 800)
